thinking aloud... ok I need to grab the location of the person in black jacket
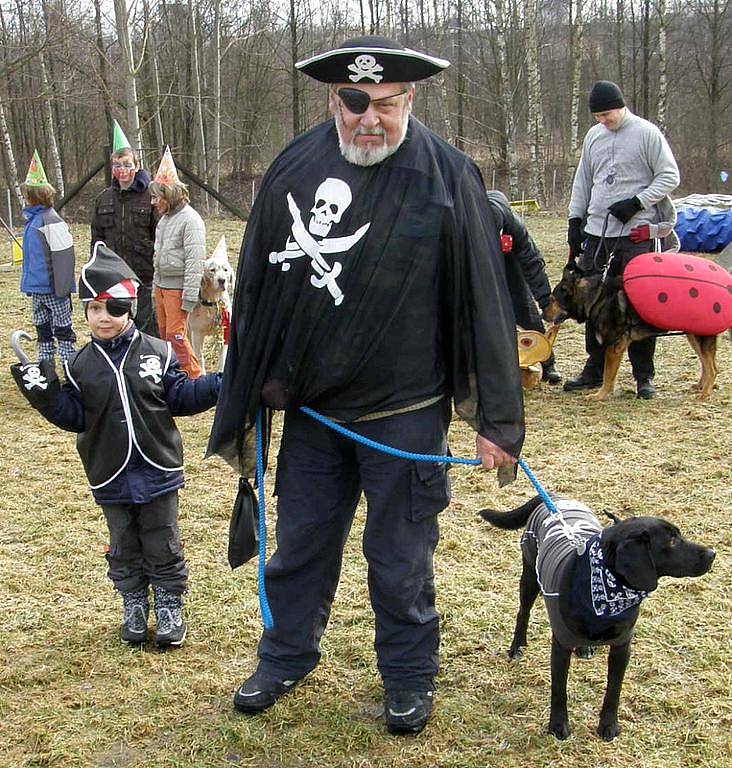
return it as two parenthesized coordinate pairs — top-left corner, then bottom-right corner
(91, 144), (159, 336)
(486, 191), (561, 383)
(10, 244), (220, 649)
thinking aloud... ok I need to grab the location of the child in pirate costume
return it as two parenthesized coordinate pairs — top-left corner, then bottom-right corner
(10, 244), (221, 648)
(20, 150), (77, 363)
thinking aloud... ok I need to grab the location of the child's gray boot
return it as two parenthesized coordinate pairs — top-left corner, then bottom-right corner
(120, 588), (150, 645)
(153, 586), (186, 648)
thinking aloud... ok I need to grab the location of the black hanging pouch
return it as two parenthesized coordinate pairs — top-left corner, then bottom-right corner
(228, 477), (259, 569)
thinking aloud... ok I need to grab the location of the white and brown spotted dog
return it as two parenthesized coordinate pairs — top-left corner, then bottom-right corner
(188, 236), (234, 374)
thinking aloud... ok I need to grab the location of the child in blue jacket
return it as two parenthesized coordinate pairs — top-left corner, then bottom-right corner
(20, 151), (77, 362)
(11, 244), (220, 648)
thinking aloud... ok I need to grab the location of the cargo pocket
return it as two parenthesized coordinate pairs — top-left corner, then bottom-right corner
(409, 461), (450, 522)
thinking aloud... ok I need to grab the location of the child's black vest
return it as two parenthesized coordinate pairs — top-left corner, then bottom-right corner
(67, 332), (183, 488)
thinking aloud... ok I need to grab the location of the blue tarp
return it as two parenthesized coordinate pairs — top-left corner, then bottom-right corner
(675, 206), (732, 252)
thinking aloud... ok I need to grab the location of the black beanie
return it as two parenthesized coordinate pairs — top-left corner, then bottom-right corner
(588, 81), (625, 112)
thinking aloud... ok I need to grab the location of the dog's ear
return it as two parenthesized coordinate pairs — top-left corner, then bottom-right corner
(614, 533), (658, 592)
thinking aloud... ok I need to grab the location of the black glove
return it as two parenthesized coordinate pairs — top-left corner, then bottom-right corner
(567, 218), (584, 259)
(608, 196), (642, 224)
(10, 359), (61, 413)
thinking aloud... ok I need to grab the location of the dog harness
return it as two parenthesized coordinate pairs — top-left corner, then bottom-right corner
(522, 501), (648, 647)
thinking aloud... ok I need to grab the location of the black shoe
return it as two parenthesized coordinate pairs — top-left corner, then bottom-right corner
(120, 588), (149, 645)
(233, 670), (301, 713)
(563, 370), (602, 392)
(541, 363), (562, 385)
(384, 689), (433, 735)
(636, 379), (656, 400)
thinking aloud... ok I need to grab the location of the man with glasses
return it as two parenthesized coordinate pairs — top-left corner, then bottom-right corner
(209, 36), (524, 734)
(91, 121), (159, 335)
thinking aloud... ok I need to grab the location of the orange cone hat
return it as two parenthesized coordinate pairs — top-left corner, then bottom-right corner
(154, 145), (180, 185)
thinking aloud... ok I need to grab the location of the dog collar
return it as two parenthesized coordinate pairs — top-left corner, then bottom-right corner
(199, 298), (217, 307)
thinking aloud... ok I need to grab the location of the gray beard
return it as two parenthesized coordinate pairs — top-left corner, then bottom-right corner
(336, 109), (410, 167)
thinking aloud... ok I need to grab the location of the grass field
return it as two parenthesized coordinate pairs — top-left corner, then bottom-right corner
(0, 216), (729, 768)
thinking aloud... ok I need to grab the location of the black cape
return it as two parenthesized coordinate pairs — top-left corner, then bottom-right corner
(207, 118), (524, 474)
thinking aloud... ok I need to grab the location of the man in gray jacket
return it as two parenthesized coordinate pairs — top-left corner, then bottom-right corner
(565, 80), (680, 399)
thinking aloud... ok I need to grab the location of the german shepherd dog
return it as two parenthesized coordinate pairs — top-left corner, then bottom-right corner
(480, 495), (715, 740)
(543, 254), (719, 399)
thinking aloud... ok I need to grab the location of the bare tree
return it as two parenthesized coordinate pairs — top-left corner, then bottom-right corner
(568, 0), (584, 183)
(656, 0), (668, 132)
(525, 0), (546, 204)
(113, 0), (144, 161)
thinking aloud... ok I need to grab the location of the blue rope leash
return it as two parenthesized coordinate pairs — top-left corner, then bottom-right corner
(300, 406), (560, 514)
(253, 405), (566, 630)
(255, 407), (274, 630)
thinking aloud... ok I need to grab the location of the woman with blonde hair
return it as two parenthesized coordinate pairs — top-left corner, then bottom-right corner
(150, 146), (205, 378)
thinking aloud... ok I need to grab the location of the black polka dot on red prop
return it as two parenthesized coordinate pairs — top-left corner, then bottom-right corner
(658, 292), (668, 303)
(689, 288), (699, 298)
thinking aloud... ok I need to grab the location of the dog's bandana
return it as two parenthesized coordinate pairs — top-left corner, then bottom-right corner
(571, 533), (648, 636)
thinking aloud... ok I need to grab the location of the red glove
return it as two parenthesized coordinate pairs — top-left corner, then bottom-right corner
(629, 224), (651, 243)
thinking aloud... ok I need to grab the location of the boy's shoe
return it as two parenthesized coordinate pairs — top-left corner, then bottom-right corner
(152, 586), (186, 648)
(384, 689), (434, 735)
(541, 363), (562, 384)
(120, 588), (150, 645)
(233, 670), (301, 713)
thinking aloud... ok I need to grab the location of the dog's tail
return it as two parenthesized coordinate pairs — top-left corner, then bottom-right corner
(479, 495), (542, 529)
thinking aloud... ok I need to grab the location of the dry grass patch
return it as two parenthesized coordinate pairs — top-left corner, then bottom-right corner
(0, 217), (729, 767)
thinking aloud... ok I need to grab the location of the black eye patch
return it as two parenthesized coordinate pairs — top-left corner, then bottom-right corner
(105, 298), (133, 317)
(337, 88), (372, 114)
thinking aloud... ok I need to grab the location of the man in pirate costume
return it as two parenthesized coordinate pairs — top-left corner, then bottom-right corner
(209, 36), (525, 734)
(10, 244), (220, 648)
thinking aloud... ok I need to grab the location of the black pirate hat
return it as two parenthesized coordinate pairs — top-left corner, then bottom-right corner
(295, 35), (449, 84)
(80, 242), (140, 302)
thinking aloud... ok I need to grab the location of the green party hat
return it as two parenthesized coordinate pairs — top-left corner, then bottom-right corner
(24, 150), (50, 187)
(112, 120), (132, 153)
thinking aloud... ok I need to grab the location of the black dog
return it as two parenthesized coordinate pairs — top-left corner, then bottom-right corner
(544, 254), (719, 399)
(480, 495), (715, 740)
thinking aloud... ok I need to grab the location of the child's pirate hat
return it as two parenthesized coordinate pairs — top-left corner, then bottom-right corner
(154, 145), (180, 185)
(295, 35), (449, 84)
(24, 150), (50, 187)
(80, 242), (140, 302)
(112, 120), (132, 153)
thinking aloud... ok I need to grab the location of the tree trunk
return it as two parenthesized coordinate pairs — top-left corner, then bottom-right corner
(656, 0), (668, 132)
(189, 0), (208, 213)
(568, 0), (584, 186)
(0, 100), (23, 207)
(93, 0), (114, 161)
(616, 0), (624, 87)
(525, 0), (546, 204)
(39, 53), (64, 196)
(642, 0), (650, 118)
(211, 0), (221, 214)
(289, 0), (301, 137)
(113, 0), (143, 162)
(456, 0), (464, 150)
(495, 0), (518, 198)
